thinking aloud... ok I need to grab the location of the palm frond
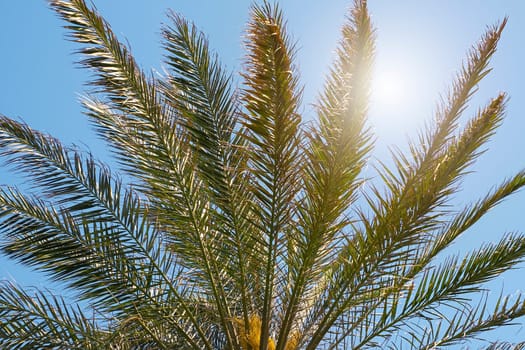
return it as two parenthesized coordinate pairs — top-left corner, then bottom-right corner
(415, 294), (525, 350)
(161, 13), (257, 343)
(49, 2), (243, 348)
(162, 11), (239, 202)
(0, 282), (104, 349)
(304, 20), (508, 349)
(0, 186), (135, 306)
(429, 169), (525, 258)
(484, 342), (525, 350)
(50, 0), (184, 205)
(318, 170), (525, 349)
(242, 1), (303, 347)
(277, 1), (374, 348)
(418, 19), (506, 162)
(343, 233), (525, 348)
(0, 116), (211, 349)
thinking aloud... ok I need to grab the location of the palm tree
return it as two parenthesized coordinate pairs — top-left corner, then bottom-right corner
(0, 0), (524, 348)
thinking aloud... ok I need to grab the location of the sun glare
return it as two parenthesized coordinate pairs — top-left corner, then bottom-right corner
(368, 52), (434, 134)
(372, 70), (407, 108)
(367, 56), (432, 142)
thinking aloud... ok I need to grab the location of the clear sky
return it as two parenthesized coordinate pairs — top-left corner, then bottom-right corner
(1, 0), (525, 345)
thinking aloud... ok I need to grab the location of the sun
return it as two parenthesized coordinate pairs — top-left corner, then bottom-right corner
(368, 41), (443, 129)
(368, 58), (427, 140)
(372, 69), (408, 108)
(368, 51), (435, 134)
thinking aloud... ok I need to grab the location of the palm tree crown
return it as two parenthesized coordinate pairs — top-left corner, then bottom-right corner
(0, 0), (524, 349)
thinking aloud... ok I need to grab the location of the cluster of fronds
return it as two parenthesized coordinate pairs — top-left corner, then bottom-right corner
(0, 0), (524, 349)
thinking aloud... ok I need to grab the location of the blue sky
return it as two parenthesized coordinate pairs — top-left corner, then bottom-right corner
(1, 0), (525, 345)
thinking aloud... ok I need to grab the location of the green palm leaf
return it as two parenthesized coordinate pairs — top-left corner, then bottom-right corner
(241, 3), (303, 348)
(0, 282), (105, 349)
